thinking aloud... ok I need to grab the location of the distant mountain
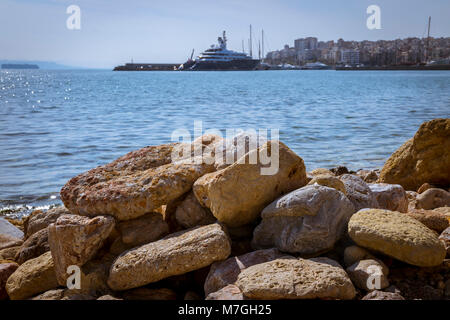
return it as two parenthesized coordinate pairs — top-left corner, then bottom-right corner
(0, 60), (83, 70)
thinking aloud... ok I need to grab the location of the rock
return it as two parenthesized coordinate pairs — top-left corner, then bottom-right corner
(415, 188), (450, 210)
(346, 259), (389, 291)
(330, 166), (350, 176)
(15, 228), (49, 264)
(307, 174), (347, 194)
(309, 168), (334, 176)
(0, 262), (19, 300)
(0, 217), (23, 239)
(6, 252), (58, 300)
(434, 206), (450, 217)
(107, 223), (231, 291)
(418, 183), (436, 194)
(445, 279), (450, 297)
(23, 207), (69, 239)
(235, 257), (356, 300)
(175, 191), (216, 229)
(206, 285), (244, 300)
(48, 214), (115, 285)
(368, 183), (408, 213)
(379, 119), (450, 191)
(252, 185), (355, 255)
(193, 141), (307, 227)
(339, 174), (378, 211)
(97, 294), (122, 300)
(348, 209), (446, 267)
(439, 227), (450, 257)
(60, 142), (216, 221)
(361, 290), (404, 300)
(0, 246), (21, 261)
(406, 209), (449, 233)
(357, 170), (379, 183)
(73, 256), (113, 296)
(118, 212), (169, 247)
(406, 190), (419, 211)
(343, 246), (376, 267)
(204, 248), (286, 296)
(31, 289), (96, 300)
(122, 288), (177, 300)
(183, 291), (201, 300)
(0, 234), (23, 251)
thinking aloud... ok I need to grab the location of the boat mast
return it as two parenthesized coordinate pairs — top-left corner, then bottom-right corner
(425, 16), (431, 62)
(262, 29), (265, 62)
(258, 40), (261, 60)
(242, 40), (245, 53)
(249, 24), (253, 58)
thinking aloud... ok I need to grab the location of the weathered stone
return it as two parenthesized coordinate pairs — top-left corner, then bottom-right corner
(252, 185), (355, 255)
(6, 252), (58, 300)
(379, 119), (450, 191)
(60, 142), (216, 221)
(348, 209), (446, 267)
(97, 294), (122, 300)
(0, 262), (19, 300)
(15, 228), (49, 264)
(0, 246), (21, 261)
(107, 223), (231, 291)
(122, 288), (177, 300)
(23, 206), (69, 239)
(175, 191), (216, 229)
(330, 166), (350, 176)
(439, 227), (450, 257)
(340, 174), (378, 211)
(235, 257), (356, 300)
(418, 183), (436, 194)
(193, 141), (307, 227)
(415, 188), (450, 210)
(407, 209), (449, 233)
(118, 212), (169, 247)
(310, 168), (334, 176)
(357, 170), (379, 183)
(361, 290), (404, 300)
(0, 234), (22, 251)
(0, 217), (23, 240)
(206, 284), (244, 300)
(308, 174), (347, 194)
(48, 214), (115, 285)
(369, 183), (408, 213)
(204, 248), (286, 296)
(343, 245), (376, 267)
(31, 289), (96, 300)
(406, 190), (419, 211)
(346, 259), (389, 291)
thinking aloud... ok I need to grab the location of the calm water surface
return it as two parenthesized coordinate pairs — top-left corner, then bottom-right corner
(0, 70), (449, 214)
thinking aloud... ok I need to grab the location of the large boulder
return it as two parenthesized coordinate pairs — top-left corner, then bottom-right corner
(175, 191), (216, 229)
(0, 234), (22, 251)
(406, 209), (449, 233)
(6, 252), (58, 300)
(117, 212), (169, 247)
(348, 209), (446, 267)
(60, 142), (216, 221)
(48, 214), (115, 285)
(379, 118), (450, 191)
(193, 141), (307, 227)
(204, 248), (286, 296)
(0, 217), (23, 240)
(107, 223), (231, 291)
(368, 183), (408, 213)
(15, 228), (49, 264)
(252, 185), (355, 255)
(415, 188), (450, 210)
(0, 262), (18, 300)
(23, 206), (69, 239)
(235, 257), (356, 300)
(339, 174), (378, 211)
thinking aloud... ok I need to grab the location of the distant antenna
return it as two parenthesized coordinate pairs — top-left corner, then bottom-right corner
(249, 24), (253, 58)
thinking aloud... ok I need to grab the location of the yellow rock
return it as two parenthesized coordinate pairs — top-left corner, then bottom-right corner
(307, 174), (347, 194)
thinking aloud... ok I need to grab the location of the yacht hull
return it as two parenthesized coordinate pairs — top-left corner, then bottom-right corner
(189, 59), (260, 71)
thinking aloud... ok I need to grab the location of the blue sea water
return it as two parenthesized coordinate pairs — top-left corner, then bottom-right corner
(0, 69), (449, 214)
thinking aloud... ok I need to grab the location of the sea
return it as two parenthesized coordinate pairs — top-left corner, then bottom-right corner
(1, 69), (449, 216)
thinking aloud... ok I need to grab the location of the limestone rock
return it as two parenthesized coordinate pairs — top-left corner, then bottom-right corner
(346, 259), (389, 291)
(0, 217), (23, 240)
(204, 248), (286, 296)
(15, 228), (49, 264)
(439, 227), (450, 257)
(348, 209), (446, 267)
(107, 223), (231, 291)
(193, 141), (307, 227)
(356, 170), (379, 183)
(23, 206), (69, 239)
(307, 174), (347, 194)
(175, 191), (216, 229)
(343, 245), (376, 267)
(368, 183), (408, 213)
(379, 118), (450, 191)
(6, 252), (58, 300)
(252, 185), (355, 255)
(1, 262), (18, 300)
(415, 188), (450, 210)
(60, 142), (216, 221)
(48, 214), (115, 285)
(122, 288), (177, 300)
(340, 174), (378, 211)
(235, 257), (356, 300)
(0, 246), (21, 261)
(118, 212), (169, 247)
(406, 209), (449, 233)
(361, 290), (404, 300)
(0, 234), (22, 251)
(206, 284), (244, 300)
(309, 168), (334, 176)
(417, 183), (436, 194)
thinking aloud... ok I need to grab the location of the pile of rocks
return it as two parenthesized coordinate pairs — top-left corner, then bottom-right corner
(1, 118), (449, 300)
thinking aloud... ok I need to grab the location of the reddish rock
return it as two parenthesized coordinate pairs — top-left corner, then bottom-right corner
(0, 262), (19, 300)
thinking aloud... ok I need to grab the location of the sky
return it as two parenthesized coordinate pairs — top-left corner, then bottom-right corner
(1, 0), (449, 68)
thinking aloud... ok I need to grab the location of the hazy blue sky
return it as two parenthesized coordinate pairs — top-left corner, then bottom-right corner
(1, 0), (449, 68)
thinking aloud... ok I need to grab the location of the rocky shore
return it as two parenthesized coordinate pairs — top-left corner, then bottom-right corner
(1, 118), (449, 300)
